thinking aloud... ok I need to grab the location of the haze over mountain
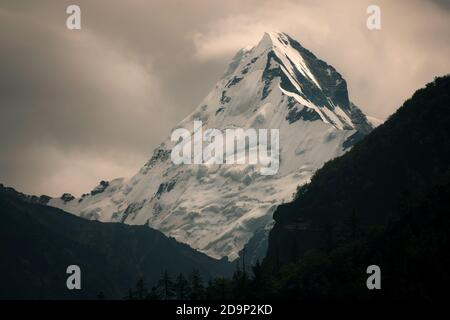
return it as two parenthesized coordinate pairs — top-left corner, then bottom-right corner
(49, 32), (373, 261)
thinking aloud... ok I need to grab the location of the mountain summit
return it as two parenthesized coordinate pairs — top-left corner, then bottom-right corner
(50, 32), (373, 260)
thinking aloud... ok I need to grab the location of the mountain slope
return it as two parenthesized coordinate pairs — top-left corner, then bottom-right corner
(0, 185), (232, 299)
(49, 32), (372, 260)
(265, 75), (450, 267)
(204, 172), (450, 300)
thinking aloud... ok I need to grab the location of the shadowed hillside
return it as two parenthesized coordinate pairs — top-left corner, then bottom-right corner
(0, 186), (232, 299)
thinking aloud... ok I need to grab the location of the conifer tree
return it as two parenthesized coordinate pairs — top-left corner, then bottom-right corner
(157, 270), (174, 300)
(189, 269), (204, 300)
(175, 273), (189, 300)
(135, 277), (148, 300)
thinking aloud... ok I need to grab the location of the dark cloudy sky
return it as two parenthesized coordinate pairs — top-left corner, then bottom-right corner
(1, 0), (449, 197)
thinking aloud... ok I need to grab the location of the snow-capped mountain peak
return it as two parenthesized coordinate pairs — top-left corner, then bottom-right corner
(49, 32), (372, 261)
(258, 32), (323, 89)
(212, 31), (371, 134)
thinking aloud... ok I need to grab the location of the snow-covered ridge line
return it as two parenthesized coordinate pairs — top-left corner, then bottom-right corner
(267, 32), (322, 90)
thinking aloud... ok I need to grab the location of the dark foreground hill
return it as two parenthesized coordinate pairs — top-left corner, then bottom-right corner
(262, 75), (450, 299)
(0, 185), (232, 299)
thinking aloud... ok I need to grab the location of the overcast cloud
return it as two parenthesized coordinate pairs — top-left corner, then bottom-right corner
(0, 0), (449, 196)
